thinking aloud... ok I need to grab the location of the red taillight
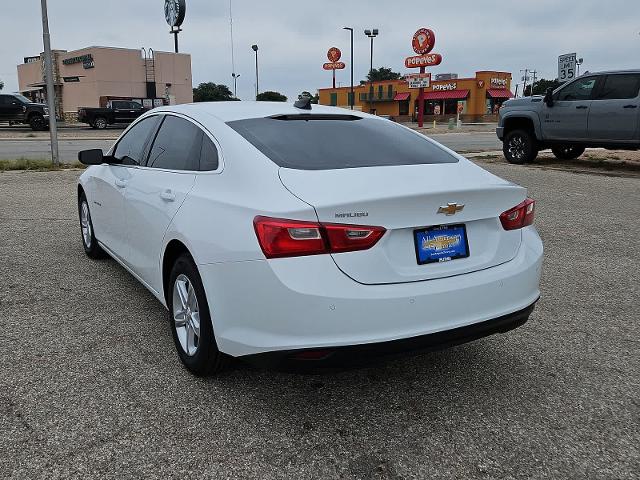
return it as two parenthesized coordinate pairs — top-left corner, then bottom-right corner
(500, 198), (535, 230)
(253, 216), (385, 259)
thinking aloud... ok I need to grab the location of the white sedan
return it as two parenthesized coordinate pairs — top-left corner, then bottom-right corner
(77, 100), (543, 375)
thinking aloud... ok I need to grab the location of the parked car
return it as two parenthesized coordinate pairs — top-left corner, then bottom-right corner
(0, 93), (49, 130)
(497, 70), (640, 163)
(77, 100), (543, 375)
(78, 100), (146, 129)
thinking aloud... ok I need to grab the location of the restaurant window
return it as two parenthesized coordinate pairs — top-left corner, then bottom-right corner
(330, 93), (337, 106)
(347, 92), (354, 106)
(444, 99), (458, 114)
(378, 85), (383, 99)
(387, 84), (393, 98)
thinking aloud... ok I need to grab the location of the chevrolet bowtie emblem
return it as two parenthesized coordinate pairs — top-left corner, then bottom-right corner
(437, 203), (465, 215)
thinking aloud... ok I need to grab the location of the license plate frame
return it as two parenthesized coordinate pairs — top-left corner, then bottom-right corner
(413, 224), (470, 265)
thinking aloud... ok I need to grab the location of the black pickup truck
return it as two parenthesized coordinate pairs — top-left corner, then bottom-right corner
(0, 93), (50, 130)
(78, 100), (146, 129)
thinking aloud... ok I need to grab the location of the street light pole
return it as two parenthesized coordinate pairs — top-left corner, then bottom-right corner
(251, 44), (259, 100)
(232, 73), (240, 98)
(40, 0), (59, 166)
(364, 29), (379, 114)
(343, 27), (354, 110)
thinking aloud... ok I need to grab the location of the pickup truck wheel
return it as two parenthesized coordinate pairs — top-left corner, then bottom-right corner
(503, 129), (538, 164)
(94, 117), (108, 129)
(29, 114), (46, 131)
(551, 145), (585, 160)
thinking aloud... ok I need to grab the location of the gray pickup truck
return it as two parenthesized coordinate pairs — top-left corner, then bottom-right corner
(497, 70), (640, 163)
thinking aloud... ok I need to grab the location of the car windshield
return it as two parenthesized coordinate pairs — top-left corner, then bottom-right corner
(13, 94), (32, 103)
(226, 115), (458, 170)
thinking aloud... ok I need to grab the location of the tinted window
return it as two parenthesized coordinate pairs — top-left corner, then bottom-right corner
(147, 116), (202, 170)
(113, 116), (160, 165)
(0, 95), (10, 106)
(227, 115), (457, 170)
(556, 77), (597, 101)
(597, 74), (640, 100)
(199, 135), (219, 171)
(112, 101), (128, 109)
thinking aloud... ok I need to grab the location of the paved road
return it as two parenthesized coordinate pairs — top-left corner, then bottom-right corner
(0, 132), (503, 161)
(0, 163), (637, 478)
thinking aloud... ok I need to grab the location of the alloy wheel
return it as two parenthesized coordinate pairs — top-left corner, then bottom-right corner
(172, 274), (201, 357)
(508, 135), (526, 160)
(80, 201), (92, 247)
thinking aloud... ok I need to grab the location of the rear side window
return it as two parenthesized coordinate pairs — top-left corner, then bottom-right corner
(147, 116), (202, 171)
(113, 116), (161, 165)
(226, 115), (457, 170)
(199, 135), (219, 171)
(597, 74), (640, 100)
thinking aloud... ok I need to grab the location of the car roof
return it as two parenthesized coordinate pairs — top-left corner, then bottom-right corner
(150, 101), (372, 123)
(582, 69), (640, 76)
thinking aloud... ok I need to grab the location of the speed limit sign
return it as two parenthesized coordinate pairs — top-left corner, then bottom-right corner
(558, 53), (577, 83)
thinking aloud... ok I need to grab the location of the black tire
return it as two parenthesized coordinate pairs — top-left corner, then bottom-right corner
(168, 254), (228, 375)
(29, 114), (46, 131)
(503, 129), (538, 164)
(551, 145), (585, 160)
(78, 193), (106, 259)
(93, 117), (108, 129)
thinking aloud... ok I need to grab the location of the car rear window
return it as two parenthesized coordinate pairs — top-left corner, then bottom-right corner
(226, 115), (458, 170)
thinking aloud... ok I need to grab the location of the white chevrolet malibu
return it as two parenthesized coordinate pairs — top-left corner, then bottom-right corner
(77, 100), (543, 375)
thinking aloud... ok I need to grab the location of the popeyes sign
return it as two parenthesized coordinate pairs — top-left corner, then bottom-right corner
(405, 28), (442, 70)
(323, 47), (345, 70)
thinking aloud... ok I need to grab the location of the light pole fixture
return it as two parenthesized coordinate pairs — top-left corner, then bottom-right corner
(343, 27), (354, 110)
(231, 73), (240, 98)
(364, 28), (378, 111)
(577, 58), (584, 76)
(251, 44), (259, 100)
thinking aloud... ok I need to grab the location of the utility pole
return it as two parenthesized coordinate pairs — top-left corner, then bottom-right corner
(530, 70), (537, 96)
(251, 45), (259, 100)
(40, 0), (59, 166)
(229, 0), (238, 97)
(520, 69), (529, 98)
(343, 27), (354, 110)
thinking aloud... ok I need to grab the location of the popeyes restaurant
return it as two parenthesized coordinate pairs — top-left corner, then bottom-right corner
(318, 27), (514, 123)
(318, 72), (513, 122)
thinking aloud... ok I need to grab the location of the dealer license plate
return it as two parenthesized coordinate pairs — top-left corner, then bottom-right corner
(414, 224), (470, 265)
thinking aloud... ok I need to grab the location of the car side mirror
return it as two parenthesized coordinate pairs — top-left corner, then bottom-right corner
(78, 149), (108, 165)
(544, 87), (554, 107)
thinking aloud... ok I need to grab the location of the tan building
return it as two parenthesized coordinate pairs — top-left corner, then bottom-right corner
(17, 46), (193, 122)
(318, 71), (513, 123)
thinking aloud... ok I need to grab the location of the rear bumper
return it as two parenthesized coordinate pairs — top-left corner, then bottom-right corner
(496, 126), (505, 140)
(200, 226), (543, 358)
(242, 301), (536, 369)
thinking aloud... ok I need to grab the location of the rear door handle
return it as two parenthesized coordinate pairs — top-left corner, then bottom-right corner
(115, 179), (127, 188)
(623, 104), (638, 109)
(160, 189), (176, 202)
(575, 105), (588, 109)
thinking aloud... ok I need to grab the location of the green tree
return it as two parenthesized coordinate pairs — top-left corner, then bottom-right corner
(192, 82), (237, 102)
(299, 91), (319, 104)
(360, 67), (401, 84)
(256, 91), (287, 102)
(0, 79), (4, 91)
(524, 78), (562, 96)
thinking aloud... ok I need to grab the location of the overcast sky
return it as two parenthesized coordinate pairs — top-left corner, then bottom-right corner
(1, 0), (639, 100)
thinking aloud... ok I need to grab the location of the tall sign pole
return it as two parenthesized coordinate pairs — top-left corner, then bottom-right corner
(165, 0), (186, 53)
(40, 0), (59, 166)
(324, 47), (345, 90)
(405, 28), (440, 128)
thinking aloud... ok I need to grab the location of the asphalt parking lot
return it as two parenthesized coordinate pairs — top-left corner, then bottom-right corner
(0, 162), (638, 479)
